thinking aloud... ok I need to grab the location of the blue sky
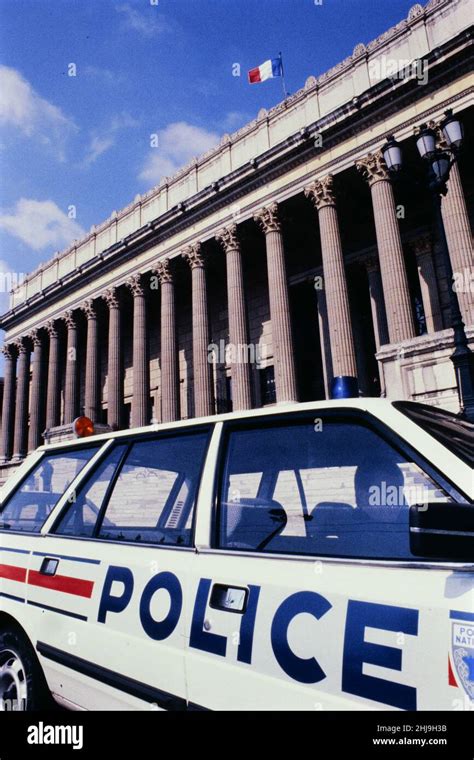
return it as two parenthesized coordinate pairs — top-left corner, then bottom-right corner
(0, 0), (418, 316)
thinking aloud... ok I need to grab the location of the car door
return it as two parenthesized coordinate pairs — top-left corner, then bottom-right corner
(0, 443), (104, 660)
(31, 426), (211, 710)
(185, 409), (473, 711)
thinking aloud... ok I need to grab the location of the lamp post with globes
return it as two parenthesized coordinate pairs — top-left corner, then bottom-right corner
(382, 110), (474, 422)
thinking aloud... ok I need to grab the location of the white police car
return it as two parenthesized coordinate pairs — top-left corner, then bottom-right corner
(0, 399), (472, 711)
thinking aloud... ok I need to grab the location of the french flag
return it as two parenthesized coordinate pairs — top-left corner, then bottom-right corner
(248, 57), (282, 84)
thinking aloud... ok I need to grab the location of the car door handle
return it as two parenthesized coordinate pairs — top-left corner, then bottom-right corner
(210, 584), (248, 614)
(39, 557), (59, 576)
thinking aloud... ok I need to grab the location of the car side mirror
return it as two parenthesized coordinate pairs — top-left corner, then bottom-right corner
(409, 502), (474, 560)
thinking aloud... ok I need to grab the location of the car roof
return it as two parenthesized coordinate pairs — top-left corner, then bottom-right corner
(37, 398), (397, 453)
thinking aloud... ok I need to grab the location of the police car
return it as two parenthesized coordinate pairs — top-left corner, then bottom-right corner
(0, 398), (472, 711)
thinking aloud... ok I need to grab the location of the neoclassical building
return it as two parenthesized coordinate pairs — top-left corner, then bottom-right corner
(0, 0), (472, 481)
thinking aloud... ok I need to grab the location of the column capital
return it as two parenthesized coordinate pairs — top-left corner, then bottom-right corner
(64, 310), (77, 330)
(356, 151), (390, 186)
(102, 287), (121, 309)
(410, 233), (432, 259)
(46, 319), (59, 338)
(182, 242), (205, 269)
(15, 336), (31, 355)
(28, 329), (43, 348)
(152, 258), (174, 284)
(254, 202), (280, 234)
(1, 343), (17, 360)
(81, 298), (97, 320)
(126, 273), (146, 297)
(304, 174), (336, 210)
(216, 224), (240, 253)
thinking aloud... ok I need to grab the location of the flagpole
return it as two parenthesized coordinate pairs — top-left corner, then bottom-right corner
(279, 52), (288, 99)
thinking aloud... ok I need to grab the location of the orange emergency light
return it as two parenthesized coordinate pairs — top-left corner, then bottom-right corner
(73, 416), (95, 438)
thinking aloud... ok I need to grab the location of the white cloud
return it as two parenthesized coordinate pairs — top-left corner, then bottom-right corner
(83, 111), (139, 166)
(85, 134), (116, 165)
(115, 3), (168, 37)
(221, 111), (252, 131)
(0, 199), (85, 251)
(0, 65), (77, 160)
(139, 121), (220, 184)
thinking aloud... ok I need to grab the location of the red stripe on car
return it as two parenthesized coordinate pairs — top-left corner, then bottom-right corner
(0, 563), (27, 583)
(28, 570), (94, 598)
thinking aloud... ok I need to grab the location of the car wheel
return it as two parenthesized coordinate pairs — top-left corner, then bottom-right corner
(0, 627), (52, 711)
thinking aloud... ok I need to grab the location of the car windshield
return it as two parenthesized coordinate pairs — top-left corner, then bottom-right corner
(393, 401), (474, 467)
(0, 446), (100, 532)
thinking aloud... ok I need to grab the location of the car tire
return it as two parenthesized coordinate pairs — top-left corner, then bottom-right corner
(0, 627), (53, 711)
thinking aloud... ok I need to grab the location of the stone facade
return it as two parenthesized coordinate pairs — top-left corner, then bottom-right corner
(0, 0), (473, 481)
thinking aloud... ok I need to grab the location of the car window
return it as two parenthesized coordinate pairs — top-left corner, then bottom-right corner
(53, 445), (128, 537)
(97, 430), (210, 546)
(0, 447), (100, 533)
(217, 418), (455, 560)
(393, 400), (474, 467)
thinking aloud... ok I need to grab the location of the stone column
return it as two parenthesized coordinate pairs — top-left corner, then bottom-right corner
(365, 256), (390, 349)
(441, 162), (473, 326)
(45, 320), (61, 429)
(254, 203), (298, 404)
(12, 337), (31, 461)
(216, 224), (252, 411)
(182, 243), (213, 418)
(103, 288), (122, 430)
(153, 259), (180, 423)
(82, 299), (100, 422)
(126, 274), (149, 428)
(0, 344), (17, 463)
(356, 152), (416, 344)
(305, 175), (357, 380)
(28, 330), (45, 452)
(63, 311), (78, 425)
(410, 235), (443, 334)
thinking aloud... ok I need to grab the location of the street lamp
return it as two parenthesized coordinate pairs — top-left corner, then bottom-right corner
(414, 124), (437, 160)
(441, 110), (464, 149)
(382, 135), (403, 173)
(382, 111), (474, 422)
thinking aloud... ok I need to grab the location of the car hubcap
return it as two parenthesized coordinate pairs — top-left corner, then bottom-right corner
(0, 648), (28, 711)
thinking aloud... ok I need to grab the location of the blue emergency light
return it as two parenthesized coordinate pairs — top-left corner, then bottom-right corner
(330, 375), (359, 399)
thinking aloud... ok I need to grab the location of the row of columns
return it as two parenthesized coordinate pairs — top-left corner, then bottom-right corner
(1, 146), (472, 463)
